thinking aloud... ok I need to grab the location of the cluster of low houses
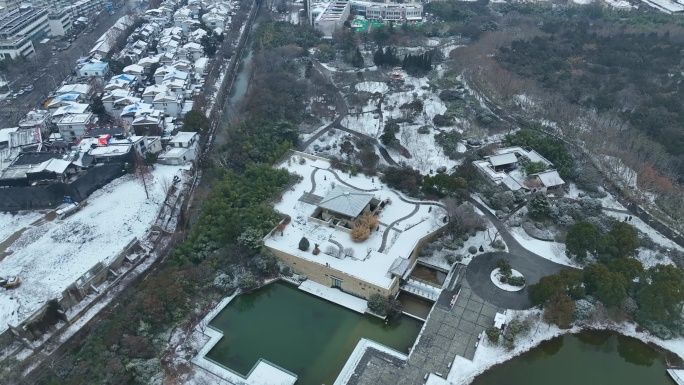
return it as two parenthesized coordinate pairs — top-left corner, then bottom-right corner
(0, 0), (236, 198)
(473, 146), (565, 193)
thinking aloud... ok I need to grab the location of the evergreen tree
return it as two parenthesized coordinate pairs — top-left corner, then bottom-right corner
(305, 60), (313, 78)
(373, 47), (384, 67)
(352, 47), (364, 68)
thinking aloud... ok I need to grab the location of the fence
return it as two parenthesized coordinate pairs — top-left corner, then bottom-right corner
(0, 163), (126, 211)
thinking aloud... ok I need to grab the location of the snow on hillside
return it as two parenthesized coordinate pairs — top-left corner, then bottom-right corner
(0, 165), (186, 333)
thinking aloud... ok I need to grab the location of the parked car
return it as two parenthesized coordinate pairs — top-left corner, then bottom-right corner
(0, 276), (21, 289)
(25, 85), (34, 92)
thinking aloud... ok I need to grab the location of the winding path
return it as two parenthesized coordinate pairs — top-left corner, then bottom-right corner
(308, 168), (318, 194)
(378, 204), (419, 253)
(298, 60), (400, 167)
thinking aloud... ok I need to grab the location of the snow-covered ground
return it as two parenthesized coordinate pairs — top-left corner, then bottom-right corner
(355, 81), (389, 94)
(383, 74), (462, 173)
(0, 212), (42, 244)
(507, 226), (576, 267)
(0, 165), (186, 333)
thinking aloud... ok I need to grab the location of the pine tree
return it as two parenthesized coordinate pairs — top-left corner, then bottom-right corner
(373, 47), (384, 67)
(402, 54), (408, 69)
(352, 48), (364, 68)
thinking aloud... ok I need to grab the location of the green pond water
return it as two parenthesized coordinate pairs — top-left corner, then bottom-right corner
(472, 330), (674, 385)
(206, 282), (422, 385)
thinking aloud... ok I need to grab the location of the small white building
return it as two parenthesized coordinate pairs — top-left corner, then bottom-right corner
(18, 109), (51, 137)
(153, 90), (183, 117)
(57, 112), (95, 142)
(158, 131), (199, 165)
(78, 61), (110, 81)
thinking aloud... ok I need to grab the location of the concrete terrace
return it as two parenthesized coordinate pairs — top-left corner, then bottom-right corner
(346, 273), (502, 385)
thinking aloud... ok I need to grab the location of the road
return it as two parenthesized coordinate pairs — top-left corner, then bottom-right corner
(0, 2), (135, 127)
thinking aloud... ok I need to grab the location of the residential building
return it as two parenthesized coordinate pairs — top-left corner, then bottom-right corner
(101, 89), (132, 113)
(0, 6), (49, 57)
(152, 90), (182, 117)
(158, 131), (198, 165)
(50, 102), (90, 123)
(131, 110), (164, 136)
(18, 109), (50, 137)
(47, 9), (72, 37)
(473, 146), (564, 193)
(57, 112), (95, 142)
(182, 42), (202, 61)
(77, 61), (110, 81)
(142, 84), (166, 104)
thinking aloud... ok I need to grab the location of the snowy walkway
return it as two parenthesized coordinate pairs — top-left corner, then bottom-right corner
(299, 280), (368, 314)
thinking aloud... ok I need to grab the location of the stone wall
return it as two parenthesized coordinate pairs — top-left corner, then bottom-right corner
(0, 163), (126, 211)
(267, 247), (399, 299)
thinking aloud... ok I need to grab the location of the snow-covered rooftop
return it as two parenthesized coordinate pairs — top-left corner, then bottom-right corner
(318, 185), (375, 218)
(264, 153), (446, 290)
(489, 152), (517, 167)
(535, 170), (564, 188)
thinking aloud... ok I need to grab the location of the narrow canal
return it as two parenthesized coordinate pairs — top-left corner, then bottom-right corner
(206, 282), (422, 385)
(472, 330), (674, 385)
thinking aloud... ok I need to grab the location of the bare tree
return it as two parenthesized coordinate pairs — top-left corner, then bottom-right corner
(132, 150), (153, 199)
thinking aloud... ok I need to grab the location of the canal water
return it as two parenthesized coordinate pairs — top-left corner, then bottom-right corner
(397, 291), (434, 320)
(206, 282), (422, 385)
(472, 330), (674, 385)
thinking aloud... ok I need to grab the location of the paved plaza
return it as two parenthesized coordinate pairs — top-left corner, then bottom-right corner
(351, 270), (504, 385)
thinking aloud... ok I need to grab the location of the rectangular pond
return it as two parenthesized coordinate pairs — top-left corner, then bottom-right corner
(206, 281), (422, 385)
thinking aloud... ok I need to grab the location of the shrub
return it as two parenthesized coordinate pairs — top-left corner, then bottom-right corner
(351, 224), (371, 242)
(433, 114), (452, 126)
(358, 213), (379, 231)
(525, 161), (547, 175)
(486, 326), (501, 343)
(326, 244), (340, 257)
(281, 266), (293, 277)
(508, 276), (526, 287)
(528, 193), (550, 220)
(497, 259), (512, 277)
(543, 293), (575, 329)
(468, 246), (477, 254)
(367, 293), (389, 316)
(447, 254), (463, 264)
(367, 294), (403, 318)
(298, 237), (310, 251)
(418, 125), (430, 134)
(237, 227), (265, 250)
(491, 239), (505, 250)
(491, 191), (515, 210)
